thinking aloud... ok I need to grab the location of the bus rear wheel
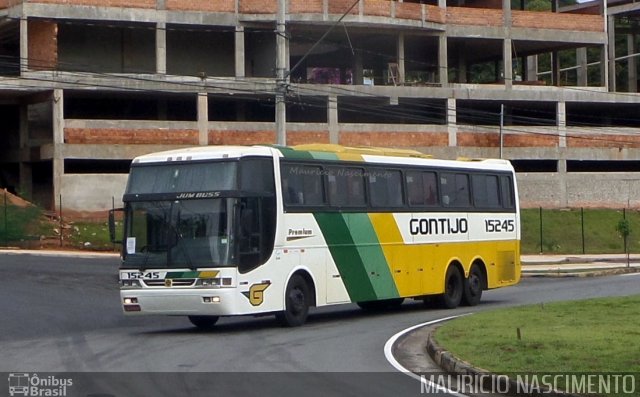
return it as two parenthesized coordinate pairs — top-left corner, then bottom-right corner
(462, 265), (484, 306)
(439, 265), (463, 309)
(188, 315), (219, 330)
(276, 274), (310, 327)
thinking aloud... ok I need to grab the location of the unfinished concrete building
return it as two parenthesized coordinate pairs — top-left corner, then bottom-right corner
(0, 0), (640, 211)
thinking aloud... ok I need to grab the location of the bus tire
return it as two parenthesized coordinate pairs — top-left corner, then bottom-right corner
(276, 274), (310, 327)
(462, 265), (484, 306)
(188, 315), (219, 329)
(439, 265), (463, 309)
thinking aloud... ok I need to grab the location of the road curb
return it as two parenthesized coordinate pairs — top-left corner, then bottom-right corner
(425, 326), (582, 397)
(522, 266), (640, 278)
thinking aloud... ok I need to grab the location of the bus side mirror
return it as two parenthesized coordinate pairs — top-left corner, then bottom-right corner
(109, 208), (124, 244)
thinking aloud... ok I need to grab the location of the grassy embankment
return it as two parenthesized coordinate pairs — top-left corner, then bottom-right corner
(434, 295), (640, 394)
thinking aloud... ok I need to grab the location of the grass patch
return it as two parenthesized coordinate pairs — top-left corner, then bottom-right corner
(435, 295), (640, 377)
(521, 208), (640, 254)
(0, 203), (50, 243)
(66, 221), (115, 250)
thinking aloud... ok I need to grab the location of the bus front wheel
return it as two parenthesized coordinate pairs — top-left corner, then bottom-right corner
(439, 265), (463, 309)
(276, 274), (310, 327)
(188, 315), (219, 329)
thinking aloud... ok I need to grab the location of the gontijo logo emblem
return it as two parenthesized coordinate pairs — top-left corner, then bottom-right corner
(242, 282), (271, 306)
(8, 373), (73, 396)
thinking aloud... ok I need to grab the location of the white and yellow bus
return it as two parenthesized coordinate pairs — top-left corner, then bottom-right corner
(111, 144), (520, 328)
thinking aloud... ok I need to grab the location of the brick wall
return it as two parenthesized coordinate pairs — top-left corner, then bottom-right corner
(290, 0), (323, 13)
(339, 131), (448, 147)
(512, 10), (604, 32)
(363, 0), (391, 18)
(328, 0), (358, 15)
(0, 0), (21, 8)
(457, 132), (558, 147)
(425, 5), (445, 24)
(208, 130), (330, 145)
(239, 0), (277, 13)
(568, 134), (640, 148)
(395, 2), (421, 21)
(65, 128), (199, 144)
(166, 0), (235, 12)
(26, 0), (155, 7)
(28, 20), (57, 71)
(447, 6), (503, 26)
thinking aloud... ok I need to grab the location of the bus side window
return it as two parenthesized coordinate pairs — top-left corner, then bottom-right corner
(441, 173), (470, 208)
(327, 166), (365, 207)
(281, 164), (324, 207)
(501, 175), (515, 209)
(406, 171), (438, 207)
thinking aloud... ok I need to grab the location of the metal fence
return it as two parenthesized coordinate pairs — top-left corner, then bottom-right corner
(521, 207), (636, 255)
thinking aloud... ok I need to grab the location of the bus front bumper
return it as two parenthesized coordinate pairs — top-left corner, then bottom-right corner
(120, 288), (243, 316)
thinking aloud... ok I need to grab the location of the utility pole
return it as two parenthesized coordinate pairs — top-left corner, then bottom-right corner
(275, 0), (288, 145)
(499, 104), (504, 159)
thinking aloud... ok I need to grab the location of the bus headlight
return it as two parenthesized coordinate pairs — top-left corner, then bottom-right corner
(196, 278), (220, 287)
(121, 279), (142, 288)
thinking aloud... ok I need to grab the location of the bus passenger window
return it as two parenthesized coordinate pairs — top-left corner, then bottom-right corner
(501, 176), (515, 209)
(369, 169), (403, 208)
(327, 167), (366, 207)
(406, 171), (438, 208)
(281, 164), (325, 206)
(441, 173), (470, 208)
(472, 174), (500, 208)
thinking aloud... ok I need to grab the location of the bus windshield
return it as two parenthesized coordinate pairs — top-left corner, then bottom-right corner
(122, 198), (235, 269)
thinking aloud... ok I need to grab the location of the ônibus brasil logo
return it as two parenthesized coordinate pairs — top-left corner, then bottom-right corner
(8, 373), (73, 397)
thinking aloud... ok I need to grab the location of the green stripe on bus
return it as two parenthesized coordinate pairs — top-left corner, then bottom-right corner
(277, 147), (314, 160)
(166, 271), (200, 279)
(308, 151), (339, 161)
(314, 213), (377, 302)
(344, 213), (399, 300)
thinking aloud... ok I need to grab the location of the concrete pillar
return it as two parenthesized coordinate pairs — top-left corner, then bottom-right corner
(608, 15), (616, 91)
(557, 158), (568, 207)
(235, 26), (245, 78)
(503, 0), (512, 26)
(503, 38), (513, 88)
(557, 101), (566, 148)
(438, 33), (448, 85)
(19, 18), (28, 74)
(328, 95), (339, 144)
(353, 51), (363, 85)
(18, 105), (32, 200)
(52, 89), (64, 145)
(526, 55), (538, 82)
(52, 89), (64, 209)
(397, 33), (405, 85)
(601, 44), (608, 89)
(577, 47), (588, 86)
(438, 0), (446, 8)
(551, 50), (560, 86)
(447, 98), (457, 147)
(197, 93), (209, 146)
(628, 34), (637, 92)
(156, 22), (166, 75)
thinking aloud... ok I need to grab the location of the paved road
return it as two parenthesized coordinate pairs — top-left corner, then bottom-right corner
(1, 252), (638, 396)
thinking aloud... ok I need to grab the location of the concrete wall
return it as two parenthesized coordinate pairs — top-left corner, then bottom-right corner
(60, 174), (128, 211)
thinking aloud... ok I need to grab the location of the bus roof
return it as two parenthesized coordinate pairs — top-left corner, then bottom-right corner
(131, 145), (278, 164)
(131, 144), (514, 172)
